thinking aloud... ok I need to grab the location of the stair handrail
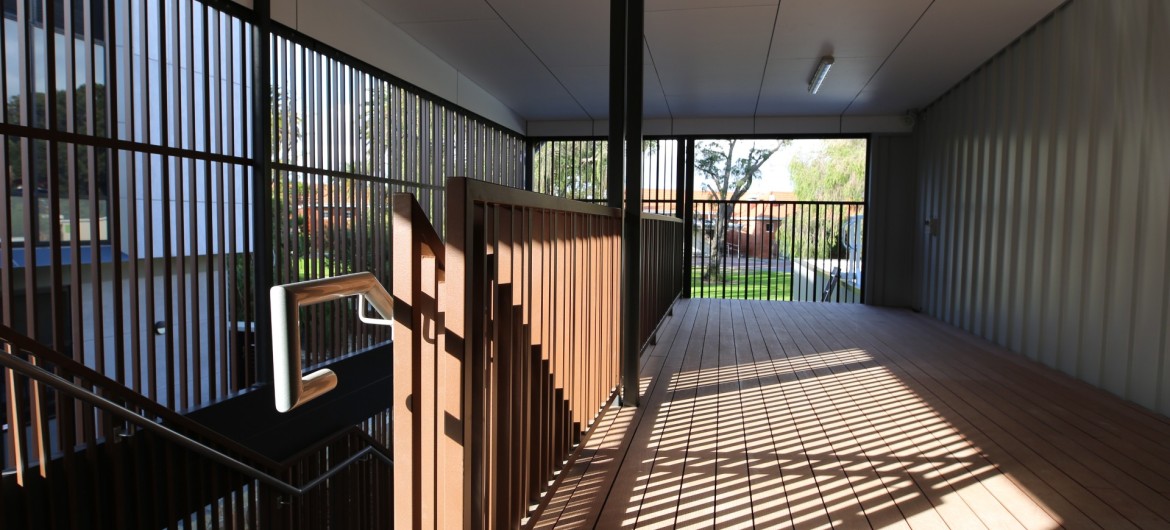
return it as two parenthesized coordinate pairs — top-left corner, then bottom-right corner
(270, 271), (396, 413)
(1, 322), (394, 484)
(0, 322), (279, 468)
(0, 335), (393, 496)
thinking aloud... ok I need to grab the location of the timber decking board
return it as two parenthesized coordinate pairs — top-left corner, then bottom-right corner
(532, 300), (1170, 529)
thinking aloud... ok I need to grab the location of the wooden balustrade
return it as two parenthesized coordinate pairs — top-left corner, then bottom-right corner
(2, 181), (678, 529)
(640, 213), (685, 349)
(391, 179), (683, 528)
(442, 177), (623, 529)
(391, 193), (453, 529)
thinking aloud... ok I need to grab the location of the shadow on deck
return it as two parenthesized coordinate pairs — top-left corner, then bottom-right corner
(533, 300), (1170, 529)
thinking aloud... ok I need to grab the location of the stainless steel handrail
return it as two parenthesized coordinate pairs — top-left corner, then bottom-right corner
(270, 272), (395, 413)
(0, 350), (392, 496)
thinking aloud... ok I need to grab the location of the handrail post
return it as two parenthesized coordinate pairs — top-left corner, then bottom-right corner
(390, 192), (454, 529)
(682, 138), (695, 299)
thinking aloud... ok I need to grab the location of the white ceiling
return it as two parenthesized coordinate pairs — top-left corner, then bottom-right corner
(360, 0), (1066, 123)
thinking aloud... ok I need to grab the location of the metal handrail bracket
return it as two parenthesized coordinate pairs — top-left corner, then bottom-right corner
(271, 272), (395, 413)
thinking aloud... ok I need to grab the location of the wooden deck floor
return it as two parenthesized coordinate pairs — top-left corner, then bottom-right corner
(532, 300), (1170, 529)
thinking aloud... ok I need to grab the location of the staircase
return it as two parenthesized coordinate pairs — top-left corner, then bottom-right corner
(3, 181), (661, 529)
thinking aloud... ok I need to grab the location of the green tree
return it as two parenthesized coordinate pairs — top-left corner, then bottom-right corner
(695, 139), (786, 281)
(789, 138), (866, 201)
(786, 138), (866, 259)
(532, 140), (608, 200)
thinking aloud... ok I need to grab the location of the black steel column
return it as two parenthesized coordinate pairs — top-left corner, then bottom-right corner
(252, 0), (274, 383)
(612, 0), (644, 407)
(524, 138), (536, 191)
(681, 139), (695, 298)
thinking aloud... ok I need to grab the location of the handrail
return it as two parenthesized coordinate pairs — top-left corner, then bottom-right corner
(0, 348), (392, 496)
(0, 323), (280, 468)
(0, 323), (393, 471)
(642, 211), (684, 223)
(270, 272), (395, 412)
(690, 198), (866, 206)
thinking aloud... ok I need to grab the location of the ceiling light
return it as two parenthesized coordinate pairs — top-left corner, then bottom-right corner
(808, 56), (834, 94)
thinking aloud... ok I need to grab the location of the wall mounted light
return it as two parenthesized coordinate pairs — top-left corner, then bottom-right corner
(808, 55), (834, 94)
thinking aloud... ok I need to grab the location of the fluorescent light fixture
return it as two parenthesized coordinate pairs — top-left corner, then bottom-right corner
(808, 55), (834, 94)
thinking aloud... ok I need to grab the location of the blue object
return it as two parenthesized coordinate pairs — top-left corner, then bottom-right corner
(1, 245), (129, 268)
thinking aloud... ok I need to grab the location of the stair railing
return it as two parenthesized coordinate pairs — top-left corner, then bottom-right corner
(0, 346), (391, 496)
(1, 316), (394, 527)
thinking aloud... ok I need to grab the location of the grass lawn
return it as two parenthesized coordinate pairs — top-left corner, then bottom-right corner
(297, 256), (336, 278)
(689, 268), (793, 300)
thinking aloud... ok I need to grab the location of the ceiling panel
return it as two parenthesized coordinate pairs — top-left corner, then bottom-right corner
(363, 0), (496, 23)
(665, 85), (759, 118)
(485, 0), (609, 68)
(646, 6), (775, 101)
(553, 66), (610, 118)
(358, 0), (1065, 123)
(642, 46), (672, 119)
(398, 19), (584, 119)
(646, 0), (775, 11)
(756, 57), (882, 116)
(768, 0), (931, 59)
(844, 0), (1066, 114)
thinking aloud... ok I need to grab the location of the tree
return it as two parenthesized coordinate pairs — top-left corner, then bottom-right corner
(532, 140), (608, 201)
(789, 138), (866, 202)
(694, 139), (787, 281)
(786, 138), (866, 259)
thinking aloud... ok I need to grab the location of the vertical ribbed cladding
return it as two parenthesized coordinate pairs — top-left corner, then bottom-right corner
(914, 0), (1170, 414)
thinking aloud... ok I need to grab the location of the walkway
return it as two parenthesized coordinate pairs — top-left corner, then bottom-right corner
(533, 300), (1170, 529)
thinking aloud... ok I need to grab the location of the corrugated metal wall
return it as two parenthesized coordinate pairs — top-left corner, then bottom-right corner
(915, 0), (1170, 413)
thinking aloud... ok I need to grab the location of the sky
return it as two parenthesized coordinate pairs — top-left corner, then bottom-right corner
(642, 138), (835, 193)
(710, 138), (829, 193)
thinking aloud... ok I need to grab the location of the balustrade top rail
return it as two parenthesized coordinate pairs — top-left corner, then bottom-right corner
(642, 211), (685, 223)
(692, 199), (865, 206)
(456, 177), (624, 217)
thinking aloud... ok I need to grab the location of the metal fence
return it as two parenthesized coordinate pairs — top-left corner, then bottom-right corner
(0, 0), (259, 412)
(0, 323), (394, 529)
(1, 0), (525, 525)
(530, 139), (866, 304)
(269, 30), (526, 371)
(689, 200), (865, 303)
(530, 137), (682, 215)
(0, 0), (525, 413)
